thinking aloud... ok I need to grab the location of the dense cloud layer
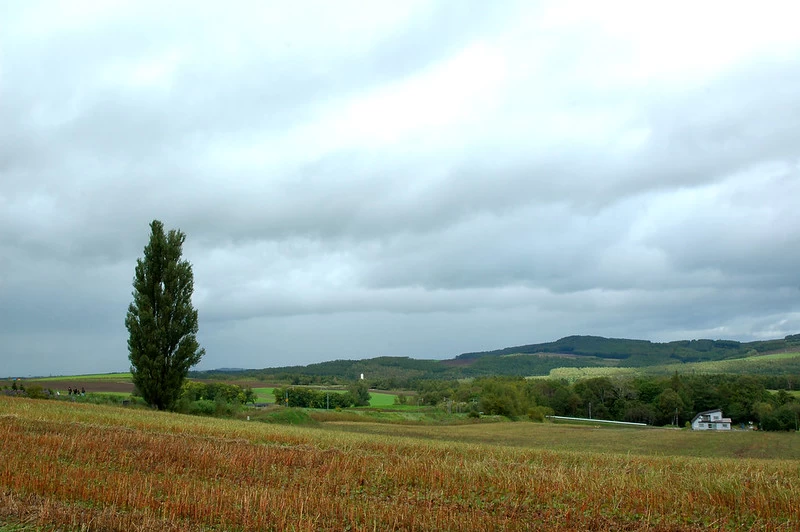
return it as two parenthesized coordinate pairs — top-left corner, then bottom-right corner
(2, 1), (799, 376)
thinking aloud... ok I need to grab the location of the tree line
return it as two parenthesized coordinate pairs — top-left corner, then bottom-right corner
(272, 381), (371, 409)
(409, 374), (800, 430)
(456, 334), (800, 364)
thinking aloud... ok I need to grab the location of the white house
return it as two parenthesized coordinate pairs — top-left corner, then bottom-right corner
(691, 409), (732, 430)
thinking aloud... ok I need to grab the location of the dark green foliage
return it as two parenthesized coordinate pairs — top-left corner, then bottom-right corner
(622, 401), (655, 424)
(528, 406), (554, 422)
(455, 334), (800, 365)
(456, 352), (609, 377)
(23, 384), (47, 399)
(257, 408), (318, 425)
(759, 403), (800, 431)
(272, 387), (355, 409)
(180, 381), (254, 404)
(573, 377), (620, 419)
(348, 380), (371, 406)
(188, 399), (216, 416)
(402, 374), (797, 430)
(125, 220), (204, 411)
(479, 378), (526, 417)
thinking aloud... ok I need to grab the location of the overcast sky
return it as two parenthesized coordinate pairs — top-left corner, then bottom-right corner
(2, 1), (799, 377)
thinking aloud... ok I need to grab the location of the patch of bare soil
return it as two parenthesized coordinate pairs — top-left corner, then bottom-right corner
(34, 381), (134, 394)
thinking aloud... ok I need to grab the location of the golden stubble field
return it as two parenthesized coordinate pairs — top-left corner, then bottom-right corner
(1, 396), (798, 531)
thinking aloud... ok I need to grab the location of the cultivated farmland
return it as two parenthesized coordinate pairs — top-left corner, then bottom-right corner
(541, 351), (800, 381)
(1, 396), (799, 531)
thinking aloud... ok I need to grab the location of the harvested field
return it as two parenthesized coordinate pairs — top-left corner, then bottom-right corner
(2, 396), (799, 531)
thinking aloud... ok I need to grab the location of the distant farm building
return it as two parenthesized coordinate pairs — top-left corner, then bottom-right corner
(691, 409), (732, 430)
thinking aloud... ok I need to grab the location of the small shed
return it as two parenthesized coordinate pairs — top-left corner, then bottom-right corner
(691, 409), (731, 430)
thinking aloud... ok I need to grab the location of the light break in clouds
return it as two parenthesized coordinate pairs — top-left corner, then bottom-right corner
(1, 1), (800, 376)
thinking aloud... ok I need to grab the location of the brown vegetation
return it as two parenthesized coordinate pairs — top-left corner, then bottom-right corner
(1, 396), (798, 531)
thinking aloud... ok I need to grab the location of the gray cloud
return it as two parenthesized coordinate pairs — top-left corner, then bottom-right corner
(2, 1), (800, 376)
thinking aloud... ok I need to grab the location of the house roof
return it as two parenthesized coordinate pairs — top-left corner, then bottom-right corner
(691, 409), (724, 423)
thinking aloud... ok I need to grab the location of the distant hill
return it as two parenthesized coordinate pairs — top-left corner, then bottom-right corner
(191, 333), (800, 385)
(455, 334), (800, 366)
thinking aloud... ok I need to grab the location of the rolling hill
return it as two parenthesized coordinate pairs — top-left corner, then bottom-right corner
(190, 333), (800, 385)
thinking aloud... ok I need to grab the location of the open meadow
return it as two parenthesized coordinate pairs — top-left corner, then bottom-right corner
(544, 351), (800, 381)
(1, 396), (799, 531)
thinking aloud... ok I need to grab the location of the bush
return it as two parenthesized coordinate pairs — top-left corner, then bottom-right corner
(214, 397), (237, 417)
(24, 385), (48, 400)
(528, 406), (554, 422)
(273, 387), (355, 409)
(188, 399), (216, 416)
(259, 408), (317, 425)
(83, 394), (129, 406)
(348, 381), (371, 407)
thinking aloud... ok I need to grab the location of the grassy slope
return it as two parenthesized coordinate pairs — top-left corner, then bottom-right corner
(251, 387), (274, 402)
(544, 351), (800, 381)
(367, 391), (396, 407)
(1, 396), (799, 531)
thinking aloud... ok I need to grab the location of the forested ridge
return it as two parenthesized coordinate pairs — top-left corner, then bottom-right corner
(192, 333), (800, 385)
(456, 334), (800, 363)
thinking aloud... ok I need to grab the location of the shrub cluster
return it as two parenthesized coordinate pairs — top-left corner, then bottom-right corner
(272, 382), (371, 409)
(175, 381), (256, 416)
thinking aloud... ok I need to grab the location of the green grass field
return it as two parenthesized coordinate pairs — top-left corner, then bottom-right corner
(367, 391), (396, 407)
(251, 387), (274, 402)
(541, 351), (800, 381)
(259, 388), (398, 408)
(770, 389), (800, 398)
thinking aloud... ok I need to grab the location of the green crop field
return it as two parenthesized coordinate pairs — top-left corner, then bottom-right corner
(367, 391), (397, 407)
(251, 387), (275, 403)
(250, 388), (397, 408)
(542, 366), (637, 381)
(2, 395), (798, 531)
(770, 389), (800, 398)
(540, 351), (800, 381)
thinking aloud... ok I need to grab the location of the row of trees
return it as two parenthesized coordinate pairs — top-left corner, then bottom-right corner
(180, 381), (256, 404)
(173, 381), (256, 417)
(411, 374), (800, 430)
(273, 381), (371, 409)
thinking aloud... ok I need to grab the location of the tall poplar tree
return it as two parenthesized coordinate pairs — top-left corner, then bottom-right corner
(125, 220), (205, 410)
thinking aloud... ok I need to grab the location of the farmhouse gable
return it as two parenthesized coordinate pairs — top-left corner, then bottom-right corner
(691, 409), (732, 430)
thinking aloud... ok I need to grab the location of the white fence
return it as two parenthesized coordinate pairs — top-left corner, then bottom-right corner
(547, 416), (647, 427)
